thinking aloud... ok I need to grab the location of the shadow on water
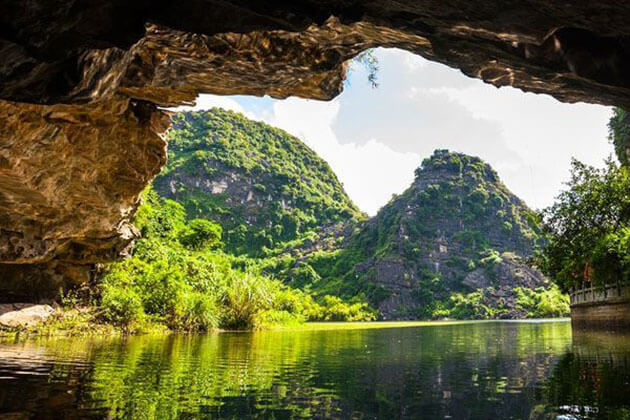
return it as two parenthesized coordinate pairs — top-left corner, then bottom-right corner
(0, 320), (628, 419)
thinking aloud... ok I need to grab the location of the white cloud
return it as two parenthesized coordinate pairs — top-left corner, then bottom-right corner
(330, 48), (613, 211)
(432, 84), (612, 210)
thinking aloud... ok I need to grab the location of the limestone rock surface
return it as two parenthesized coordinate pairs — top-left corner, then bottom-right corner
(4, 2), (630, 107)
(0, 304), (55, 329)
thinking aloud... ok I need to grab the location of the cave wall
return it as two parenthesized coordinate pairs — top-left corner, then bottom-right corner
(2, 1), (630, 291)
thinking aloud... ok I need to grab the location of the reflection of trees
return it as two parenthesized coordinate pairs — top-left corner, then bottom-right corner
(0, 322), (581, 419)
(543, 330), (630, 419)
(84, 331), (369, 419)
(311, 322), (572, 419)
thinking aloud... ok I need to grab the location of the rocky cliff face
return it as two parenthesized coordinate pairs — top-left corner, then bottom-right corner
(306, 150), (550, 318)
(154, 109), (363, 255)
(2, 1), (630, 293)
(0, 99), (169, 297)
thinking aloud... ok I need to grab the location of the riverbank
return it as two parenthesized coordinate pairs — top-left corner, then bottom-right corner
(0, 305), (167, 339)
(270, 318), (571, 331)
(0, 301), (571, 340)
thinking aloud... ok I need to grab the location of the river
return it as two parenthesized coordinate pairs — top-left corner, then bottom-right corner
(0, 320), (628, 419)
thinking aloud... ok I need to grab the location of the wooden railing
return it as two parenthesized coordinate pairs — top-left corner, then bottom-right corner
(570, 283), (630, 306)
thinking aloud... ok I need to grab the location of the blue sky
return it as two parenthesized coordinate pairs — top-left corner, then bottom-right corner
(176, 48), (614, 215)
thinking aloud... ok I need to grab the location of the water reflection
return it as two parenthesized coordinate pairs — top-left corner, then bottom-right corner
(543, 330), (630, 420)
(0, 321), (628, 419)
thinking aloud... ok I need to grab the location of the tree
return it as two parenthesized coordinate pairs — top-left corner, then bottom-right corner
(179, 219), (223, 250)
(540, 159), (630, 291)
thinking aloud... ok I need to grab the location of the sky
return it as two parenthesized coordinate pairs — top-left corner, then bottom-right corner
(174, 48), (614, 216)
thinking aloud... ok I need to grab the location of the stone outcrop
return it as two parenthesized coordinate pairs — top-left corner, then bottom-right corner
(4, 2), (630, 107)
(0, 304), (55, 329)
(372, 253), (549, 319)
(2, 1), (630, 291)
(0, 98), (168, 288)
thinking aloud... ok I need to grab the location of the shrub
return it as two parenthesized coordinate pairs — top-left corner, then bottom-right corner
(134, 261), (187, 319)
(318, 295), (375, 322)
(290, 264), (321, 288)
(479, 249), (502, 267)
(448, 291), (493, 319)
(220, 273), (275, 330)
(100, 285), (145, 328)
(175, 292), (219, 331)
(514, 285), (569, 318)
(536, 287), (570, 317)
(255, 310), (303, 328)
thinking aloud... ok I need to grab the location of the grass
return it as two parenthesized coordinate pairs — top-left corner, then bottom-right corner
(268, 318), (570, 331)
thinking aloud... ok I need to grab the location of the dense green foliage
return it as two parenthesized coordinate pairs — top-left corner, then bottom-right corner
(260, 150), (559, 319)
(426, 284), (568, 320)
(97, 190), (374, 332)
(154, 109), (363, 256)
(178, 219), (222, 250)
(513, 285), (570, 318)
(609, 108), (630, 166)
(540, 159), (630, 291)
(541, 110), (630, 294)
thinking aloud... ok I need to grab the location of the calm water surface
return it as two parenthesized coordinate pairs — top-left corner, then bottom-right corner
(0, 320), (629, 419)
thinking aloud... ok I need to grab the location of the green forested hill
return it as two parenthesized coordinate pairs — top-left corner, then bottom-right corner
(352, 149), (545, 262)
(154, 109), (364, 255)
(267, 150), (567, 319)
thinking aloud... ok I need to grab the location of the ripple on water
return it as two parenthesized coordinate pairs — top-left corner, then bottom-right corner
(0, 321), (629, 419)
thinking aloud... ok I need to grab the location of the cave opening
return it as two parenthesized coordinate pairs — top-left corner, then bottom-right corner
(142, 47), (613, 321)
(1, 3), (629, 321)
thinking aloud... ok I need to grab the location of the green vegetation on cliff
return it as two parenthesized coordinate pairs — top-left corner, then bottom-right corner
(93, 190), (374, 332)
(78, 112), (569, 332)
(343, 149), (544, 262)
(147, 110), (568, 322)
(154, 109), (363, 256)
(261, 150), (567, 320)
